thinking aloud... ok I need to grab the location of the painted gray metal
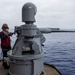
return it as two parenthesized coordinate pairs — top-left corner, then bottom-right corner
(8, 2), (45, 75)
(22, 2), (37, 23)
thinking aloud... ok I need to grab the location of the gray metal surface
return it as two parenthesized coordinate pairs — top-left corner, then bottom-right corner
(22, 2), (37, 23)
(8, 2), (45, 75)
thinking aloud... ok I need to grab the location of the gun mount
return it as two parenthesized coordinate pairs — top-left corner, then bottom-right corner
(8, 2), (45, 75)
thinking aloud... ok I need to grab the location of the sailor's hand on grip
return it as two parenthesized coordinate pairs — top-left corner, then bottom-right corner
(8, 32), (13, 36)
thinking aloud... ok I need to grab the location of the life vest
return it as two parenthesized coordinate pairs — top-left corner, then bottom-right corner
(1, 31), (10, 48)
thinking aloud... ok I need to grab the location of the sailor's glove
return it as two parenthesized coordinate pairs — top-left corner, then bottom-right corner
(8, 33), (13, 36)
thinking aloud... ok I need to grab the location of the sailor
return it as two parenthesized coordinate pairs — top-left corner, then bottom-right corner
(0, 23), (13, 69)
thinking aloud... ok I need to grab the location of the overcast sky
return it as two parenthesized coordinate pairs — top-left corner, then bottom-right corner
(0, 0), (75, 29)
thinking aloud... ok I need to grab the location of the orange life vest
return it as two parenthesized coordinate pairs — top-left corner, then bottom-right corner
(1, 31), (10, 48)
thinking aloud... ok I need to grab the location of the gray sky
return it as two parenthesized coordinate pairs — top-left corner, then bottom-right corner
(0, 0), (75, 29)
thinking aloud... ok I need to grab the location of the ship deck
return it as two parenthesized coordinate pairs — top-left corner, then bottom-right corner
(43, 63), (62, 75)
(0, 61), (62, 75)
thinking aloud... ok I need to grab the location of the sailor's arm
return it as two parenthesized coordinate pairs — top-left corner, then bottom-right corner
(0, 32), (13, 40)
(0, 32), (8, 40)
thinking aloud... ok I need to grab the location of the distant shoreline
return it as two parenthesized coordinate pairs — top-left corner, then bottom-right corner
(51, 30), (75, 32)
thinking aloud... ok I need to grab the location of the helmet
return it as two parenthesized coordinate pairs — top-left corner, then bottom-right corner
(2, 23), (9, 29)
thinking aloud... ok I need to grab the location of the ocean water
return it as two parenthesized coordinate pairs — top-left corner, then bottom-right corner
(43, 33), (75, 75)
(0, 32), (75, 75)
